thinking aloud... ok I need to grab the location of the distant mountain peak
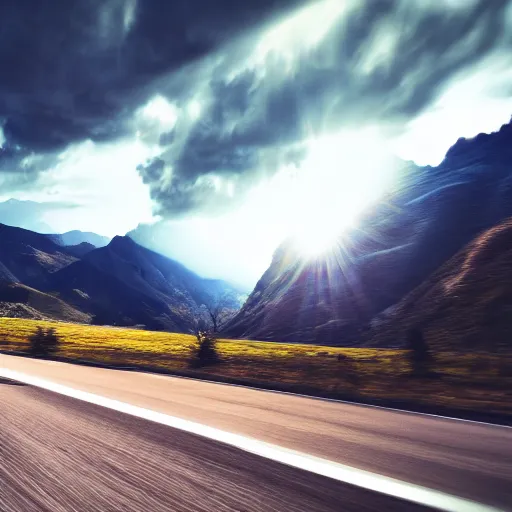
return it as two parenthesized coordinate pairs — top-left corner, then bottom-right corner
(107, 235), (139, 254)
(110, 234), (135, 245)
(50, 230), (111, 248)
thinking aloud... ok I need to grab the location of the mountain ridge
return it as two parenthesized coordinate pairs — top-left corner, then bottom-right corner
(0, 225), (240, 330)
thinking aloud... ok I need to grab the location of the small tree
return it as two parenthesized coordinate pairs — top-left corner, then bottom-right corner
(183, 304), (220, 368)
(190, 331), (220, 368)
(28, 327), (60, 358)
(203, 293), (240, 333)
(406, 327), (432, 377)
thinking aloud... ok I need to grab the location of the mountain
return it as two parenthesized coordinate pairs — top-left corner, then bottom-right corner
(0, 225), (240, 330)
(367, 218), (512, 352)
(0, 199), (55, 233)
(127, 224), (252, 293)
(0, 223), (78, 289)
(0, 224), (90, 322)
(64, 242), (97, 258)
(49, 230), (111, 248)
(48, 236), (241, 331)
(225, 121), (512, 344)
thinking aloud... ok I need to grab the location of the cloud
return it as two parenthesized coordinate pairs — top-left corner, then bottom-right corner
(0, 0), (305, 172)
(1, 0), (511, 225)
(135, 0), (512, 217)
(0, 198), (78, 233)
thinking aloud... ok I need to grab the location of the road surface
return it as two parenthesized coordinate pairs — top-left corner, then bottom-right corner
(1, 381), (430, 512)
(1, 354), (511, 511)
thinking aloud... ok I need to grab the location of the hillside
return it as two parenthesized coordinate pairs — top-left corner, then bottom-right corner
(367, 218), (512, 352)
(0, 226), (240, 332)
(48, 236), (241, 331)
(64, 242), (97, 258)
(225, 121), (512, 344)
(0, 223), (77, 288)
(0, 282), (90, 323)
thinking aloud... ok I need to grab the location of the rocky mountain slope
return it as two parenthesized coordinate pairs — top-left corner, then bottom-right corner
(367, 218), (512, 352)
(225, 120), (512, 344)
(0, 223), (78, 289)
(0, 282), (90, 323)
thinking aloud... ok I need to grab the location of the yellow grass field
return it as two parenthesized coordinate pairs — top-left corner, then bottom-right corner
(1, 317), (511, 417)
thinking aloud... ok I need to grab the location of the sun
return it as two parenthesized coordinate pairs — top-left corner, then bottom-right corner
(291, 221), (340, 257)
(279, 128), (398, 258)
(288, 193), (345, 257)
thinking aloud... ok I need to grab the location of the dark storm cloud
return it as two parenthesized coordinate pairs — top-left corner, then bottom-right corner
(137, 157), (165, 184)
(145, 0), (512, 217)
(1, 0), (511, 218)
(0, 0), (306, 171)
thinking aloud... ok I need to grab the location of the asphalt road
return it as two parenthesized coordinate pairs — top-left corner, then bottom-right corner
(0, 381), (432, 512)
(1, 354), (511, 511)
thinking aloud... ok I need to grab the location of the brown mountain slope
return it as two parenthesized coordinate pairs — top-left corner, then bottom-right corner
(0, 223), (77, 288)
(0, 283), (90, 323)
(367, 218), (512, 351)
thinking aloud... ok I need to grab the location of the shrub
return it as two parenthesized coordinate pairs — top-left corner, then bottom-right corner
(337, 353), (360, 388)
(28, 327), (60, 357)
(406, 328), (432, 377)
(190, 331), (220, 369)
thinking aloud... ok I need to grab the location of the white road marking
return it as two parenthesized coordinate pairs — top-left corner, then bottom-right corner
(0, 368), (502, 512)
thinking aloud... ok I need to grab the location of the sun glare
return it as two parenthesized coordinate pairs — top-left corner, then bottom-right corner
(290, 217), (340, 257)
(282, 129), (398, 258)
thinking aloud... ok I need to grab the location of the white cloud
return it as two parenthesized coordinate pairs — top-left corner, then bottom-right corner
(395, 52), (512, 165)
(186, 99), (202, 121)
(252, 0), (352, 69)
(19, 139), (155, 237)
(139, 95), (179, 129)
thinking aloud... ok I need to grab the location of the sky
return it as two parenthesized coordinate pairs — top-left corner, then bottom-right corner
(1, 0), (512, 289)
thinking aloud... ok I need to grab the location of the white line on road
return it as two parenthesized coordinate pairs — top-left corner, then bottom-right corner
(0, 368), (503, 512)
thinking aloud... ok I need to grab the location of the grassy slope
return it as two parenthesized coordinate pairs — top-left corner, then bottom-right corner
(1, 317), (510, 417)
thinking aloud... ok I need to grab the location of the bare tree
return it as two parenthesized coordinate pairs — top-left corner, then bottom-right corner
(203, 293), (240, 333)
(182, 303), (221, 368)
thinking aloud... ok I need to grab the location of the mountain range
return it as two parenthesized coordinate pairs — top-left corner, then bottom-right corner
(1, 120), (512, 347)
(225, 120), (512, 346)
(0, 199), (56, 234)
(0, 223), (241, 330)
